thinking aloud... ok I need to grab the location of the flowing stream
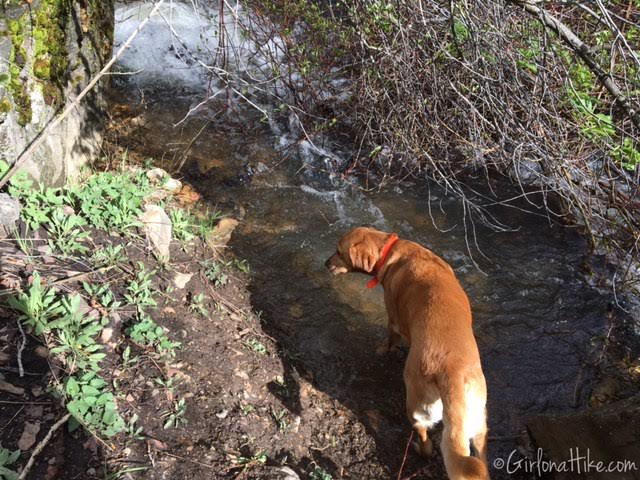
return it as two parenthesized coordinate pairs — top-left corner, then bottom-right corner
(111, 3), (611, 475)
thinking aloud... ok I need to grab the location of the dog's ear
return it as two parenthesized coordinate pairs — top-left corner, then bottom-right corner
(349, 242), (377, 273)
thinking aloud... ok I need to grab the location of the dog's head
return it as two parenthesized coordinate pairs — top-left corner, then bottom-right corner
(325, 227), (390, 275)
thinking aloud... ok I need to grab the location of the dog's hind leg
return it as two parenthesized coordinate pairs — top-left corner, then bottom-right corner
(471, 426), (488, 464)
(409, 399), (442, 457)
(439, 374), (489, 480)
(404, 359), (442, 457)
(469, 405), (488, 464)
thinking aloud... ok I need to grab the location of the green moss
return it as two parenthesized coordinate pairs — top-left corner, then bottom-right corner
(4, 0), (114, 125)
(86, 0), (115, 62)
(31, 0), (69, 90)
(0, 96), (11, 113)
(7, 16), (31, 126)
(4, 0), (72, 124)
(33, 58), (51, 80)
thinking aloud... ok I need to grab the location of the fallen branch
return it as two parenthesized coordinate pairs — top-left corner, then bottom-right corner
(0, 0), (166, 190)
(18, 412), (71, 480)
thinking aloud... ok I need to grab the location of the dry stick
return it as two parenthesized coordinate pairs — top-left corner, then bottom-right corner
(511, 0), (640, 130)
(396, 429), (414, 480)
(0, 0), (166, 190)
(49, 265), (115, 287)
(15, 319), (26, 378)
(18, 412), (71, 480)
(173, 120), (211, 173)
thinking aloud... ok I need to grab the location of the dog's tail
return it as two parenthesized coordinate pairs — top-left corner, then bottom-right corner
(439, 374), (489, 480)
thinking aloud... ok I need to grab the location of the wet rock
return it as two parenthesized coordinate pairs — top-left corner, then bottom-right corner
(0, 193), (21, 239)
(206, 218), (239, 249)
(528, 393), (640, 480)
(141, 204), (172, 261)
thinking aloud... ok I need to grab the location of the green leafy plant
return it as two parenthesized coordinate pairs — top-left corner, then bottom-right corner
(6, 171), (63, 231)
(121, 345), (138, 368)
(82, 282), (121, 320)
(125, 413), (144, 440)
(169, 208), (195, 242)
(124, 263), (157, 313)
(189, 293), (208, 316)
(126, 314), (180, 357)
(161, 398), (187, 429)
(195, 209), (224, 240)
(74, 171), (151, 234)
(310, 466), (333, 480)
(611, 137), (640, 171)
(0, 446), (19, 480)
(270, 407), (289, 432)
(7, 272), (61, 335)
(65, 372), (125, 437)
(46, 208), (90, 256)
(50, 295), (106, 373)
(237, 452), (267, 466)
(233, 259), (250, 274)
(245, 338), (267, 355)
(11, 226), (33, 257)
(90, 244), (125, 267)
(202, 260), (228, 287)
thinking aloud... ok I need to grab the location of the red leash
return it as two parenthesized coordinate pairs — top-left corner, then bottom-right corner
(366, 234), (399, 289)
(396, 429), (414, 480)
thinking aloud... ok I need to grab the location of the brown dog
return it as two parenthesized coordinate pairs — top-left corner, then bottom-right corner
(325, 227), (489, 480)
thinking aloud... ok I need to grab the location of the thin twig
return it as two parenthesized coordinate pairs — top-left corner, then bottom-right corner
(397, 429), (415, 480)
(18, 413), (71, 480)
(16, 319), (26, 378)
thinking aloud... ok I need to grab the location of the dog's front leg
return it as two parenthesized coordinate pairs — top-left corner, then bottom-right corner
(376, 324), (402, 355)
(377, 294), (402, 355)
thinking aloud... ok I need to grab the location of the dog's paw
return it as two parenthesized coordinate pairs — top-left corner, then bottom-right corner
(413, 439), (434, 458)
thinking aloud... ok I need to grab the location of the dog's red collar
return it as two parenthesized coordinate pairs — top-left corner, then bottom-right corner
(366, 234), (399, 289)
